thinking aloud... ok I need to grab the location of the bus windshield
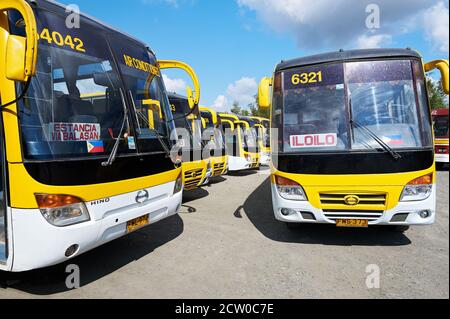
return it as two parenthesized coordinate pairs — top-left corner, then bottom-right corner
(240, 125), (257, 152)
(170, 96), (202, 150)
(434, 115), (449, 138)
(280, 59), (433, 153)
(15, 8), (172, 161)
(261, 120), (270, 148)
(201, 112), (225, 151)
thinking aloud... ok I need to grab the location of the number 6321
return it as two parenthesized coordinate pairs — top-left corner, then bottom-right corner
(291, 71), (323, 85)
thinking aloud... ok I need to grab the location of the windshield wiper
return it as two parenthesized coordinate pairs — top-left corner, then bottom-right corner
(102, 88), (128, 167)
(350, 119), (402, 161)
(128, 91), (171, 156)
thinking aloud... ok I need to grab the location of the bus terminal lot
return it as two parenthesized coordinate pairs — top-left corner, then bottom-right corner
(0, 169), (448, 299)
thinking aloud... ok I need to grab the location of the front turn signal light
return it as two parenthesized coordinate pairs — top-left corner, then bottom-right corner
(407, 174), (433, 185)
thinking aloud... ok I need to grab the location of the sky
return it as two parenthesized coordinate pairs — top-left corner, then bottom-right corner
(59, 0), (449, 112)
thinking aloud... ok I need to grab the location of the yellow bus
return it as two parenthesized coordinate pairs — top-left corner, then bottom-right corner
(0, 0), (183, 271)
(258, 49), (448, 231)
(200, 106), (228, 178)
(219, 113), (260, 172)
(159, 61), (212, 190)
(250, 116), (271, 165)
(168, 93), (210, 189)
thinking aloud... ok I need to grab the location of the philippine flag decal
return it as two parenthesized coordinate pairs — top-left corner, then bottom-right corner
(87, 140), (105, 153)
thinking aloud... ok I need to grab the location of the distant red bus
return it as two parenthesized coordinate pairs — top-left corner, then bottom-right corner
(432, 108), (449, 164)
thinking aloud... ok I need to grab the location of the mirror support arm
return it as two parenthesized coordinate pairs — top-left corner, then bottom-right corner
(425, 59), (449, 95)
(158, 60), (201, 108)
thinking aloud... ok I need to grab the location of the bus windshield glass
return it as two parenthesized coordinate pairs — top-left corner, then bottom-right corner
(240, 125), (257, 152)
(109, 35), (174, 153)
(433, 115), (449, 138)
(15, 9), (172, 161)
(170, 96), (202, 150)
(281, 59), (433, 153)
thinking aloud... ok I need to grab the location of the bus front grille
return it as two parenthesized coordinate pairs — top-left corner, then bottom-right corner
(319, 193), (387, 210)
(184, 168), (204, 189)
(213, 163), (225, 176)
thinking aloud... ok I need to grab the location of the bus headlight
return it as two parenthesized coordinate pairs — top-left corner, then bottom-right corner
(400, 174), (433, 202)
(274, 175), (307, 201)
(35, 194), (90, 227)
(173, 172), (183, 194)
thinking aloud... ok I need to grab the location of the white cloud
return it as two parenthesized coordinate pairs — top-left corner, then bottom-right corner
(357, 34), (392, 49)
(237, 0), (437, 49)
(423, 1), (449, 53)
(212, 95), (229, 111)
(226, 77), (258, 107)
(163, 74), (187, 95)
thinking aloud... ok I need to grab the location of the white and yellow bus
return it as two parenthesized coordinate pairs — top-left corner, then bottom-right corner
(259, 49), (448, 231)
(168, 93), (210, 189)
(249, 116), (271, 165)
(0, 0), (183, 271)
(219, 113), (260, 172)
(200, 106), (228, 178)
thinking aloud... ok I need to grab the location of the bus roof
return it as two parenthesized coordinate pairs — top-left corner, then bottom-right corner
(432, 108), (449, 116)
(167, 92), (187, 100)
(219, 113), (240, 121)
(275, 48), (422, 72)
(30, 0), (152, 52)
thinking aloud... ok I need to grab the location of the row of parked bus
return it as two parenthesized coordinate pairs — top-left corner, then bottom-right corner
(168, 89), (271, 190)
(0, 0), (448, 272)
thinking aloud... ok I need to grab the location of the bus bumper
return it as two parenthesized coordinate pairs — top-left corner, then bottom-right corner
(228, 156), (259, 171)
(435, 154), (449, 163)
(260, 153), (271, 166)
(271, 184), (436, 227)
(9, 181), (182, 272)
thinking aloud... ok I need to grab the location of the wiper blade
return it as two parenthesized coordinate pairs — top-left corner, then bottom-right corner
(102, 88), (128, 167)
(350, 120), (402, 161)
(128, 91), (171, 156)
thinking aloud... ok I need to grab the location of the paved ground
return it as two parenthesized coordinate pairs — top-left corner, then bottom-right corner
(0, 168), (448, 299)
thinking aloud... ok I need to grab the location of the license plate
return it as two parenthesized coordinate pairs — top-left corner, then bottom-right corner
(336, 219), (369, 228)
(127, 215), (149, 233)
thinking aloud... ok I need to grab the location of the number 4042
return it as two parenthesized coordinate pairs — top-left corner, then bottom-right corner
(38, 28), (86, 53)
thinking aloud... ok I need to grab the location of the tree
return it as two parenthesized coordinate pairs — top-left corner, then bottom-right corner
(427, 78), (448, 110)
(231, 101), (242, 115)
(231, 97), (269, 118)
(251, 95), (270, 119)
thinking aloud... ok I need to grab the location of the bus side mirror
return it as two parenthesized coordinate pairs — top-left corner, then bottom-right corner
(258, 77), (272, 109)
(1, 1), (38, 82)
(186, 85), (195, 110)
(5, 35), (28, 82)
(425, 60), (449, 95)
